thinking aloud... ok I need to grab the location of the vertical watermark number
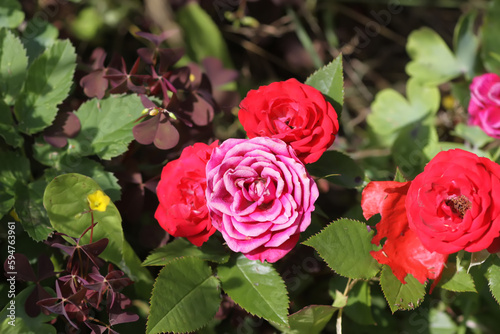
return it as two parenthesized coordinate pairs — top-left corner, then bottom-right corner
(6, 222), (16, 326)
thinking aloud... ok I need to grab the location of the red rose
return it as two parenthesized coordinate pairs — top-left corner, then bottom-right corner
(238, 78), (339, 164)
(406, 149), (500, 254)
(362, 181), (448, 284)
(155, 141), (218, 246)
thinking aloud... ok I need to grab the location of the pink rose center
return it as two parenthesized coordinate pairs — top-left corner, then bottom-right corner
(444, 195), (472, 219)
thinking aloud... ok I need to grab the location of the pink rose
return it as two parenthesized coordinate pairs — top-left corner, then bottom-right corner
(205, 137), (319, 262)
(468, 73), (500, 138)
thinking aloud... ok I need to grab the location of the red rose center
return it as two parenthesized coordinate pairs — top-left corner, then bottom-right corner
(444, 195), (471, 218)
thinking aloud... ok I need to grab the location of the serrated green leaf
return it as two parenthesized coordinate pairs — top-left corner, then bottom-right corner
(393, 168), (407, 182)
(0, 28), (28, 105)
(368, 79), (440, 146)
(307, 150), (364, 188)
(452, 123), (494, 149)
(176, 3), (234, 69)
(0, 190), (15, 220)
(143, 237), (230, 266)
(0, 0), (24, 28)
(217, 254), (289, 327)
(380, 266), (426, 313)
(344, 280), (375, 325)
(406, 27), (461, 85)
(14, 179), (54, 242)
(305, 56), (343, 115)
(15, 40), (76, 134)
(272, 305), (337, 334)
(453, 10), (479, 79)
(303, 219), (380, 279)
(439, 263), (476, 292)
(67, 95), (143, 160)
(0, 286), (56, 334)
(486, 255), (500, 305)
(21, 19), (59, 63)
(43, 173), (152, 294)
(146, 257), (221, 334)
(481, 0), (500, 73)
(0, 99), (23, 147)
(0, 150), (30, 194)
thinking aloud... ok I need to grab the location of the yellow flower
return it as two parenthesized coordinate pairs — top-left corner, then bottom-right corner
(87, 190), (110, 212)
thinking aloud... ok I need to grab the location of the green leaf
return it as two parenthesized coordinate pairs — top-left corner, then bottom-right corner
(481, 0), (500, 73)
(0, 0), (24, 28)
(0, 150), (30, 194)
(303, 219), (380, 279)
(439, 263), (476, 292)
(43, 157), (121, 202)
(0, 286), (56, 333)
(43, 173), (152, 292)
(217, 254), (289, 327)
(0, 99), (23, 147)
(368, 78), (440, 146)
(486, 255), (500, 305)
(380, 266), (426, 313)
(406, 27), (461, 85)
(452, 123), (494, 148)
(344, 280), (375, 325)
(15, 179), (54, 242)
(143, 237), (230, 266)
(21, 19), (59, 64)
(305, 56), (344, 115)
(307, 150), (364, 188)
(15, 40), (76, 134)
(453, 10), (479, 79)
(67, 95), (143, 160)
(429, 309), (458, 334)
(272, 305), (337, 334)
(392, 123), (438, 180)
(146, 257), (221, 334)
(0, 28), (28, 105)
(0, 191), (15, 220)
(176, 3), (234, 69)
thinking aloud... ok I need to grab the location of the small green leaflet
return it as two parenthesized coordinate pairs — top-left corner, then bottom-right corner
(380, 266), (426, 313)
(0, 28), (28, 105)
(146, 257), (221, 334)
(305, 56), (344, 116)
(217, 254), (290, 327)
(438, 263), (476, 293)
(15, 39), (76, 134)
(0, 0), (25, 29)
(142, 237), (229, 266)
(271, 305), (337, 334)
(486, 255), (500, 305)
(303, 219), (381, 279)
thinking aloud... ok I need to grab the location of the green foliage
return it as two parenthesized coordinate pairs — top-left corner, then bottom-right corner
(0, 0), (24, 29)
(146, 257), (221, 334)
(452, 123), (494, 148)
(368, 79), (440, 146)
(67, 95), (143, 160)
(217, 254), (290, 327)
(305, 56), (344, 116)
(439, 263), (476, 293)
(453, 10), (479, 79)
(304, 219), (381, 280)
(143, 237), (230, 266)
(43, 173), (152, 288)
(481, 0), (500, 73)
(380, 266), (426, 313)
(14, 40), (76, 134)
(0, 286), (56, 334)
(0, 28), (28, 106)
(176, 3), (234, 68)
(486, 255), (500, 305)
(22, 20), (59, 63)
(0, 99), (23, 147)
(406, 27), (462, 85)
(272, 305), (337, 334)
(14, 179), (54, 242)
(307, 150), (364, 188)
(344, 280), (375, 325)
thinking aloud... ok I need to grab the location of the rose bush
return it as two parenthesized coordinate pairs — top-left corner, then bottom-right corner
(205, 137), (319, 262)
(362, 149), (500, 284)
(238, 78), (339, 164)
(468, 73), (500, 138)
(155, 141), (219, 246)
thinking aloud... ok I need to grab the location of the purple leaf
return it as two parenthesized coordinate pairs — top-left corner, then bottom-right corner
(43, 112), (81, 148)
